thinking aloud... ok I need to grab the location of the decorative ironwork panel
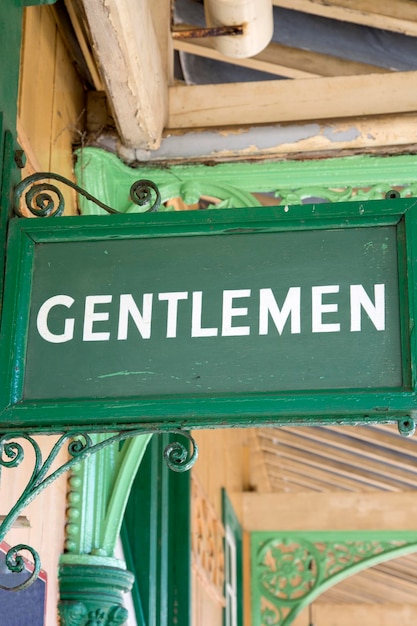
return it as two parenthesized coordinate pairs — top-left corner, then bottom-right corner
(251, 531), (417, 626)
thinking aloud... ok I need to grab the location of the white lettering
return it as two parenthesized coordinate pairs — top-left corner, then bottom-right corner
(118, 293), (153, 339)
(259, 287), (301, 335)
(350, 284), (385, 331)
(83, 295), (112, 341)
(192, 291), (218, 337)
(158, 292), (188, 338)
(222, 289), (251, 336)
(312, 285), (340, 333)
(37, 295), (75, 343)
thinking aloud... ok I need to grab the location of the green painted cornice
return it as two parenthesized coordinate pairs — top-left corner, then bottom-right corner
(75, 148), (417, 215)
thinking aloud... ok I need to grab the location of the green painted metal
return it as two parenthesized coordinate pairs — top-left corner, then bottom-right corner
(58, 562), (134, 626)
(75, 148), (417, 215)
(2, 194), (417, 430)
(14, 172), (161, 217)
(222, 489), (243, 626)
(63, 434), (152, 557)
(0, 430), (196, 590)
(251, 530), (417, 626)
(122, 434), (191, 626)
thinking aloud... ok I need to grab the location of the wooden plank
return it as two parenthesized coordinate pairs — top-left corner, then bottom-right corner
(174, 38), (390, 79)
(81, 0), (167, 149)
(49, 30), (85, 215)
(18, 7), (56, 170)
(168, 71), (417, 129)
(242, 492), (417, 530)
(272, 0), (417, 37)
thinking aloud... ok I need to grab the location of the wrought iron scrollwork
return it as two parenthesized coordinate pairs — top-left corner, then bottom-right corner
(13, 172), (161, 217)
(0, 428), (197, 591)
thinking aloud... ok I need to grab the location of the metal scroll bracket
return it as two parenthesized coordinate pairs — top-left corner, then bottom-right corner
(13, 171), (162, 217)
(0, 428), (198, 592)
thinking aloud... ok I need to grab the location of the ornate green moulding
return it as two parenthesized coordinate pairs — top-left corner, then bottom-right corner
(251, 530), (417, 626)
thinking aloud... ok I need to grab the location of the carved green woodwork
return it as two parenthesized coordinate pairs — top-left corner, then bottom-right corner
(58, 563), (134, 626)
(75, 148), (417, 215)
(251, 531), (417, 626)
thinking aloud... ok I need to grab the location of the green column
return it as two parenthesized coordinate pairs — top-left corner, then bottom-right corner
(58, 563), (134, 626)
(59, 434), (152, 625)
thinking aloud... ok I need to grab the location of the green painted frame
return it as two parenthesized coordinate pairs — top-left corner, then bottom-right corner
(1, 196), (417, 432)
(222, 489), (243, 626)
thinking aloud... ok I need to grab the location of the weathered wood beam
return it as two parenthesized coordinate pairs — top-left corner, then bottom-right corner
(243, 492), (417, 531)
(81, 0), (167, 149)
(168, 70), (417, 129)
(174, 38), (390, 79)
(272, 0), (417, 37)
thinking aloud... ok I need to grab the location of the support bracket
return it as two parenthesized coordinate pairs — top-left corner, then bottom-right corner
(0, 428), (198, 591)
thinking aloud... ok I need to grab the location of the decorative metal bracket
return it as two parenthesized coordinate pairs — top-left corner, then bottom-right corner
(0, 429), (197, 591)
(13, 172), (161, 217)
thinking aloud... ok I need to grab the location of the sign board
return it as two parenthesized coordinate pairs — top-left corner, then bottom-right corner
(0, 542), (47, 623)
(1, 199), (417, 431)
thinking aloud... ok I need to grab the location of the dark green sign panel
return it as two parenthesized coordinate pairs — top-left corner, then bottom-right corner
(1, 199), (417, 431)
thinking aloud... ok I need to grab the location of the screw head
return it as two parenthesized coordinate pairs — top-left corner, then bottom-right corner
(14, 150), (27, 169)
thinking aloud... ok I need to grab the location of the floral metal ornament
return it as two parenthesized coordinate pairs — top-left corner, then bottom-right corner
(252, 532), (417, 626)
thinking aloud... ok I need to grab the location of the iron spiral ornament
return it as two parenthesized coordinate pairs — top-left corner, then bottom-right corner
(14, 172), (161, 217)
(0, 429), (197, 590)
(163, 429), (199, 472)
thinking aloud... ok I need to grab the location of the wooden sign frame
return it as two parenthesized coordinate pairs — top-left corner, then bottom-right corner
(1, 198), (416, 433)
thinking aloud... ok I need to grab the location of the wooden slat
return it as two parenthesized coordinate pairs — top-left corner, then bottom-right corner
(267, 466), (327, 492)
(261, 446), (398, 491)
(265, 455), (361, 492)
(259, 440), (412, 491)
(274, 426), (417, 476)
(173, 39), (389, 79)
(248, 430), (273, 493)
(260, 429), (417, 489)
(272, 0), (417, 37)
(168, 71), (417, 129)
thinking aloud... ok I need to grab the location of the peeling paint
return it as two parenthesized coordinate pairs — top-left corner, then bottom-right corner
(322, 126), (361, 142)
(134, 123), (322, 161)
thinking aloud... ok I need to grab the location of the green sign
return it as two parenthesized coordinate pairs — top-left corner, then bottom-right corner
(1, 199), (417, 431)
